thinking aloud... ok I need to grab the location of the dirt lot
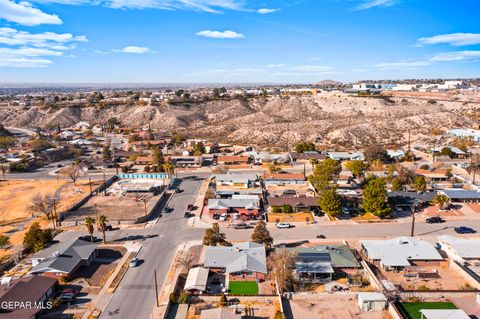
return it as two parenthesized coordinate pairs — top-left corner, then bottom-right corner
(381, 264), (471, 291)
(72, 246), (126, 287)
(63, 192), (158, 222)
(289, 299), (392, 319)
(186, 300), (279, 319)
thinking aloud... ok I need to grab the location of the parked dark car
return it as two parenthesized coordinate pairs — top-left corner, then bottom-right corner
(164, 207), (173, 213)
(79, 236), (101, 242)
(454, 226), (476, 234)
(426, 216), (444, 224)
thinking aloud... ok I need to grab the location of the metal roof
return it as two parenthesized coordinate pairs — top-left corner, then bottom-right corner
(184, 267), (209, 291)
(438, 235), (480, 258)
(439, 189), (480, 200)
(290, 245), (361, 268)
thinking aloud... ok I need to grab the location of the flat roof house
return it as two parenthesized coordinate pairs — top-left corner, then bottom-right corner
(361, 237), (443, 271)
(328, 152), (365, 161)
(203, 242), (267, 282)
(213, 174), (259, 189)
(216, 155), (250, 166)
(267, 196), (320, 212)
(438, 189), (480, 203)
(437, 235), (480, 264)
(30, 238), (98, 279)
(263, 172), (306, 185)
(420, 309), (470, 319)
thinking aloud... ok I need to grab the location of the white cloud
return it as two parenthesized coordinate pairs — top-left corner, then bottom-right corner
(418, 33), (480, 47)
(353, 0), (396, 11)
(32, 0), (246, 13)
(120, 46), (152, 54)
(0, 0), (62, 25)
(373, 60), (431, 70)
(0, 47), (63, 57)
(93, 49), (109, 54)
(0, 27), (87, 47)
(0, 57), (52, 67)
(290, 65), (334, 73)
(430, 51), (480, 62)
(196, 30), (245, 39)
(257, 8), (279, 14)
(267, 63), (286, 68)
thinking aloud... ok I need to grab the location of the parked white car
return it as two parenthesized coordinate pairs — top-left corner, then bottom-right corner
(276, 222), (291, 229)
(219, 213), (228, 221)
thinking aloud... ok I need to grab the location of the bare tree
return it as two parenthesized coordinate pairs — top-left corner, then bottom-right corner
(29, 192), (56, 228)
(176, 250), (198, 272)
(267, 248), (297, 293)
(62, 163), (81, 185)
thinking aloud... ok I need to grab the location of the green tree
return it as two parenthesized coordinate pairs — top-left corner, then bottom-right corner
(0, 234), (10, 248)
(391, 177), (403, 192)
(344, 160), (368, 179)
(85, 217), (95, 243)
(308, 158), (341, 193)
(102, 144), (112, 160)
(413, 175), (427, 192)
(295, 142), (316, 153)
(29, 138), (52, 152)
(433, 194), (449, 210)
(251, 221), (273, 248)
(362, 178), (391, 218)
(193, 142), (205, 156)
(0, 136), (17, 150)
(203, 223), (230, 246)
(153, 148), (165, 172)
(281, 205), (293, 213)
(440, 147), (453, 158)
(97, 215), (108, 244)
(163, 162), (175, 177)
(319, 188), (342, 217)
(23, 222), (52, 253)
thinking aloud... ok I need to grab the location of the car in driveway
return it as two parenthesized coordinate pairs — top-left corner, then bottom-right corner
(454, 226), (476, 234)
(276, 222), (291, 229)
(426, 216), (444, 224)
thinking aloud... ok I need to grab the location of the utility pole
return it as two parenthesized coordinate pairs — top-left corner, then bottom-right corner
(154, 269), (159, 307)
(89, 177), (93, 195)
(103, 171), (107, 196)
(0, 163), (5, 179)
(432, 139), (437, 163)
(52, 197), (57, 229)
(410, 201), (417, 237)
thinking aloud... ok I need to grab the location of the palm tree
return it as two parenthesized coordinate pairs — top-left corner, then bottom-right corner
(433, 194), (449, 210)
(467, 156), (480, 185)
(97, 215), (108, 244)
(163, 162), (175, 178)
(85, 217), (95, 243)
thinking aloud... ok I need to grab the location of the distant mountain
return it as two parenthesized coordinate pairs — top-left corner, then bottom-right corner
(315, 80), (343, 86)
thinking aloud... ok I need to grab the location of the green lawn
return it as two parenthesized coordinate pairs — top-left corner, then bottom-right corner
(228, 281), (259, 295)
(400, 302), (457, 319)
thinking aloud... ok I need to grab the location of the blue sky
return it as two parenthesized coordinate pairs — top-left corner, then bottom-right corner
(0, 0), (479, 83)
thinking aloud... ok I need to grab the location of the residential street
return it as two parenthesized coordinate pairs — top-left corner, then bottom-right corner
(49, 173), (480, 319)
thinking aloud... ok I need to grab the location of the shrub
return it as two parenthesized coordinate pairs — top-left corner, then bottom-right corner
(169, 292), (178, 303)
(219, 294), (228, 307)
(274, 310), (285, 319)
(178, 290), (190, 304)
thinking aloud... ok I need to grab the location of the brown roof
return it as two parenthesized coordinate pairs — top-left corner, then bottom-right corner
(135, 156), (154, 163)
(0, 276), (57, 319)
(267, 196), (320, 207)
(130, 140), (167, 146)
(217, 155), (250, 163)
(263, 172), (305, 181)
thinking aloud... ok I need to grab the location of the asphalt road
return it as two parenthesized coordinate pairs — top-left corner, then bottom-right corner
(48, 172), (480, 319)
(99, 176), (204, 319)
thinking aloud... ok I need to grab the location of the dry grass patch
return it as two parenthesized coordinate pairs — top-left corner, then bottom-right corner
(268, 212), (313, 223)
